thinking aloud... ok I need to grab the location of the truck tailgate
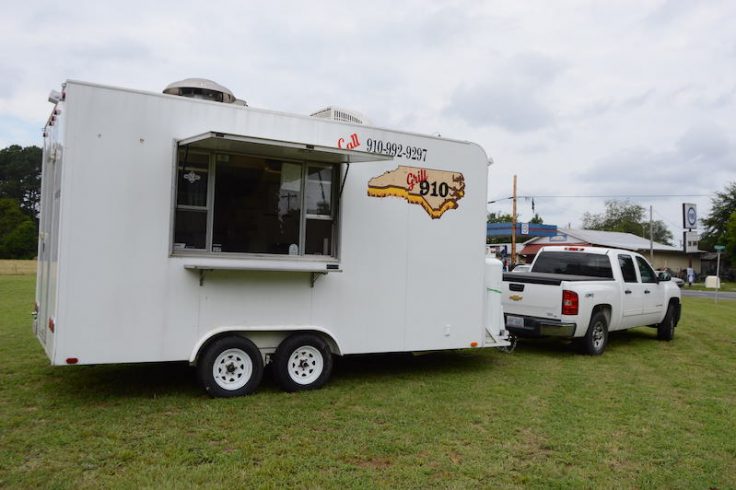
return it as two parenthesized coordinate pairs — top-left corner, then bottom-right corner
(503, 278), (562, 320)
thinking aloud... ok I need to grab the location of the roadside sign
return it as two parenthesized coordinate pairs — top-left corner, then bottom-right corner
(683, 231), (699, 253)
(713, 245), (724, 303)
(487, 223), (557, 237)
(682, 203), (697, 229)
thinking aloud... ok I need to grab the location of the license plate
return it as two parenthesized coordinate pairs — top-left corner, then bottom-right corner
(506, 315), (524, 328)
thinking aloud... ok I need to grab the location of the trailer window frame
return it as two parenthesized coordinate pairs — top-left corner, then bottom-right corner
(170, 132), (389, 261)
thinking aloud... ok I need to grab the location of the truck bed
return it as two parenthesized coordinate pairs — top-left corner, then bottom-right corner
(503, 272), (615, 286)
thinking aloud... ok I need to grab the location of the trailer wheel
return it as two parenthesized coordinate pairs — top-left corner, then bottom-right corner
(657, 305), (676, 341)
(581, 311), (608, 356)
(273, 333), (333, 392)
(197, 336), (264, 397)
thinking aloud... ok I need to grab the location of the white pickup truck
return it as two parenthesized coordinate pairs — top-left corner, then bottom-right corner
(501, 246), (682, 355)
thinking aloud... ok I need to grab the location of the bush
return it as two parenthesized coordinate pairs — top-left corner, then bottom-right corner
(0, 198), (37, 259)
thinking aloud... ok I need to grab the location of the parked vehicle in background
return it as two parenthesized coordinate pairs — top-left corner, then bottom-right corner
(656, 269), (684, 287)
(510, 264), (531, 273)
(501, 246), (682, 355)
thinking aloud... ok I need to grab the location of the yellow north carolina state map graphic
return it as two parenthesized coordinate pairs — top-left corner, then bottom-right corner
(367, 166), (465, 219)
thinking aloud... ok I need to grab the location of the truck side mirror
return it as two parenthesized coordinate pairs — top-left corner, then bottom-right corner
(657, 272), (671, 282)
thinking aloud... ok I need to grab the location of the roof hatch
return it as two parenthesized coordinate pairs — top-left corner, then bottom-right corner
(163, 78), (246, 105)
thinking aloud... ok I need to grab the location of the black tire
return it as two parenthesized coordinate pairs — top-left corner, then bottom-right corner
(272, 333), (333, 392)
(581, 311), (609, 355)
(197, 336), (264, 397)
(657, 305), (676, 341)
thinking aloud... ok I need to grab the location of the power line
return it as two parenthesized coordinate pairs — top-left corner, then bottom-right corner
(487, 194), (709, 204)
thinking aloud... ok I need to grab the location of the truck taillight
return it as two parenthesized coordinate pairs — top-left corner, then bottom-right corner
(562, 290), (579, 316)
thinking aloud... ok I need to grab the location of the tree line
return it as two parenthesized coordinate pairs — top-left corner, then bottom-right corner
(0, 145), (41, 259)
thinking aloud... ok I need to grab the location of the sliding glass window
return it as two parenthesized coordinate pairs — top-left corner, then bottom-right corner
(173, 149), (338, 257)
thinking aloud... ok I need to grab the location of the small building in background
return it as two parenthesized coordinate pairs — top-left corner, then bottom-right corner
(520, 228), (702, 274)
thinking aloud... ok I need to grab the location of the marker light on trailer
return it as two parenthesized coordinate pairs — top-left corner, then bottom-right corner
(48, 317), (55, 333)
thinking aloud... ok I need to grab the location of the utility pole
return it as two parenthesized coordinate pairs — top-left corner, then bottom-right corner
(511, 175), (517, 266)
(649, 205), (654, 263)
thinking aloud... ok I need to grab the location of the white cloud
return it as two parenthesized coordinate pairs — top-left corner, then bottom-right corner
(1, 0), (734, 238)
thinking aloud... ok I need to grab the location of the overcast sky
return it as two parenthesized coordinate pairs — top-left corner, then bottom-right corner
(2, 0), (734, 243)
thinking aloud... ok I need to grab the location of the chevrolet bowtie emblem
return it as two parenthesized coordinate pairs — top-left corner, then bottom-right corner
(509, 295), (523, 302)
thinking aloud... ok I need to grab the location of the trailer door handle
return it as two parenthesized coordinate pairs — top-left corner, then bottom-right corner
(625, 290), (632, 295)
(644, 290), (651, 294)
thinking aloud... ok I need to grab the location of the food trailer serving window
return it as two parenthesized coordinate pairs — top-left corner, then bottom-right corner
(172, 132), (388, 259)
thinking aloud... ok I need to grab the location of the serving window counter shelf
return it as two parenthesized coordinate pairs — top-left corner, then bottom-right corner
(180, 256), (342, 286)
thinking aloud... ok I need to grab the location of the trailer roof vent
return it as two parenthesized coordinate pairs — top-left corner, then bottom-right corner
(310, 106), (370, 125)
(163, 78), (246, 106)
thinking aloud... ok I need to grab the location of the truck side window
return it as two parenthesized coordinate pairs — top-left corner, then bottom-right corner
(635, 256), (657, 284)
(618, 255), (638, 283)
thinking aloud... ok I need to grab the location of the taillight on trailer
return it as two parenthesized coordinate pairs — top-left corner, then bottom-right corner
(66, 358), (79, 365)
(562, 290), (579, 316)
(48, 317), (55, 333)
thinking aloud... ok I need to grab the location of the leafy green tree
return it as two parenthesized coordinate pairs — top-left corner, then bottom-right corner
(726, 212), (736, 265)
(487, 212), (514, 223)
(530, 213), (544, 224)
(700, 182), (736, 256)
(582, 200), (673, 245)
(0, 198), (37, 259)
(0, 145), (42, 220)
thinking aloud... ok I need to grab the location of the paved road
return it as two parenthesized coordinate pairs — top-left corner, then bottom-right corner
(680, 289), (736, 300)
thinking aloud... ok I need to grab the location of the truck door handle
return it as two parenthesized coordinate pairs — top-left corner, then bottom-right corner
(644, 290), (651, 294)
(625, 290), (632, 294)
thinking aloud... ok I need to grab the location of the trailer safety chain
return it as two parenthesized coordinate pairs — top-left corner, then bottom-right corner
(499, 334), (518, 354)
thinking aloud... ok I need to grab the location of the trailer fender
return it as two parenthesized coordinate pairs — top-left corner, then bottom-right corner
(189, 326), (343, 365)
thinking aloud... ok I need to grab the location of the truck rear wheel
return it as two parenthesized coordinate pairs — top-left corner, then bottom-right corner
(657, 305), (676, 341)
(581, 311), (608, 355)
(273, 333), (333, 392)
(198, 336), (264, 397)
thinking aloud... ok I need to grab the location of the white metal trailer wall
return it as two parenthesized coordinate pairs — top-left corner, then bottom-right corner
(45, 81), (494, 365)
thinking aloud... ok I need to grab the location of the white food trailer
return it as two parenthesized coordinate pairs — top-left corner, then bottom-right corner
(34, 79), (509, 396)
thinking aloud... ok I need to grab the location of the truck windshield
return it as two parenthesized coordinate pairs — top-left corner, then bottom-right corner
(532, 252), (613, 278)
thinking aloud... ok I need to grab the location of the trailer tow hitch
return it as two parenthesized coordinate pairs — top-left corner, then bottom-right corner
(498, 335), (518, 354)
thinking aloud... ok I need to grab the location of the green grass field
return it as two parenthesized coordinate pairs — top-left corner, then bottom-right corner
(1, 274), (735, 488)
(687, 281), (736, 292)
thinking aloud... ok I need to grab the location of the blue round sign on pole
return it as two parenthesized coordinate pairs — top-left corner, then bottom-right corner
(683, 203), (697, 229)
(687, 207), (696, 227)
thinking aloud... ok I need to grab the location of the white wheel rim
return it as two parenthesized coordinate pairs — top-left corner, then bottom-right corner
(287, 345), (324, 385)
(213, 348), (253, 391)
